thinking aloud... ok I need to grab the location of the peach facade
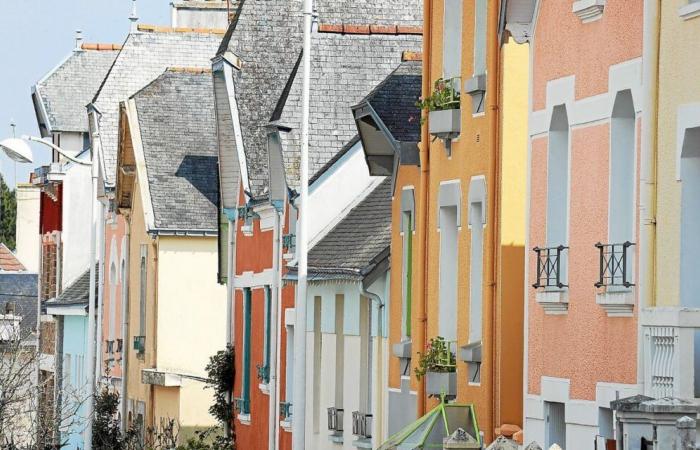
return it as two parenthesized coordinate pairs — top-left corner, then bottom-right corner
(525, 1), (644, 448)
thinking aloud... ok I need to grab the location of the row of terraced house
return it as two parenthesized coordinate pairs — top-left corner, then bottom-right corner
(8, 0), (700, 449)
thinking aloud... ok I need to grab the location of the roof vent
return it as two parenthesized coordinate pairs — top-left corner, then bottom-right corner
(129, 0), (139, 33)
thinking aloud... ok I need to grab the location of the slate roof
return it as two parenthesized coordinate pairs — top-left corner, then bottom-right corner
(132, 70), (219, 232)
(50, 265), (99, 307)
(0, 244), (26, 272)
(302, 177), (392, 280)
(34, 48), (119, 133)
(0, 273), (38, 334)
(357, 60), (422, 143)
(214, 0), (422, 198)
(92, 29), (222, 186)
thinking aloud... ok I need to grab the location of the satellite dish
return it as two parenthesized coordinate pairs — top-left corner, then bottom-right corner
(0, 138), (33, 163)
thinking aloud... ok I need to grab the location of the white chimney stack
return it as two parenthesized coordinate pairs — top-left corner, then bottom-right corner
(129, 0), (139, 33)
(74, 30), (84, 52)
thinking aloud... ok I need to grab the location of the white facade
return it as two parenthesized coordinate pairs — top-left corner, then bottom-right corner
(303, 273), (390, 450)
(60, 154), (92, 288)
(15, 184), (40, 272)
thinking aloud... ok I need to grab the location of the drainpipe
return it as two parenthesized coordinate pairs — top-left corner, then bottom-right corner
(638, 0), (660, 390)
(418, 0), (433, 418)
(359, 283), (385, 444)
(95, 202), (106, 388)
(224, 207), (238, 439)
(292, 0), (313, 447)
(487, 0), (502, 436)
(268, 206), (282, 450)
(120, 218), (131, 432)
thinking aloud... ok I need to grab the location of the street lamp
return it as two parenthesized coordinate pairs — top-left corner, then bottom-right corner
(0, 134), (97, 449)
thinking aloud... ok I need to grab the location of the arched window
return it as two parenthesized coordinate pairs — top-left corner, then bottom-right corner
(546, 105), (570, 284)
(610, 90), (636, 245)
(680, 126), (700, 307)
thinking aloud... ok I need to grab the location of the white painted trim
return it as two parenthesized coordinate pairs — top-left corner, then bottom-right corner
(572, 0), (605, 23)
(535, 290), (569, 314)
(46, 304), (87, 316)
(541, 376), (570, 403)
(126, 99), (156, 232)
(530, 58), (643, 136)
(679, 2), (700, 20)
(525, 394), (544, 420)
(595, 381), (640, 409)
(223, 63), (250, 194)
(237, 413), (251, 425)
(566, 399), (597, 426)
(675, 103), (700, 180)
(255, 204), (278, 232)
(596, 291), (635, 317)
(234, 269), (273, 288)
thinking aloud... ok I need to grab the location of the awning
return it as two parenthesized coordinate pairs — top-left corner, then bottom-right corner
(378, 401), (481, 450)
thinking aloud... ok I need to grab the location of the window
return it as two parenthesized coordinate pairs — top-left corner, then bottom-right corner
(240, 288), (252, 415)
(334, 294), (345, 416)
(139, 245), (147, 337)
(109, 260), (117, 343)
(545, 401), (566, 449)
(312, 296), (322, 433)
(546, 105), (570, 286)
(400, 188), (415, 341)
(609, 90), (635, 247)
(442, 0), (463, 80)
(359, 296), (371, 415)
(285, 315), (294, 406)
(438, 182), (461, 343)
(259, 286), (272, 384)
(470, 0), (488, 114)
(468, 178), (485, 345)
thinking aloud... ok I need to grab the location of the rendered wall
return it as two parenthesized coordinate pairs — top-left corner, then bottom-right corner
(15, 184), (40, 272)
(61, 160), (92, 289)
(102, 215), (126, 383)
(62, 314), (88, 449)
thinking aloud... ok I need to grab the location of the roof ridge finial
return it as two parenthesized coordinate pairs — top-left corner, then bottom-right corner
(129, 0), (139, 33)
(74, 29), (84, 52)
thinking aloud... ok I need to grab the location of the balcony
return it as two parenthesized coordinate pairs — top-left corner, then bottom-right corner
(256, 363), (270, 384)
(595, 242), (635, 317)
(532, 245), (569, 314)
(328, 406), (344, 442)
(234, 397), (250, 416)
(641, 307), (700, 400)
(352, 411), (373, 448)
(133, 335), (145, 356)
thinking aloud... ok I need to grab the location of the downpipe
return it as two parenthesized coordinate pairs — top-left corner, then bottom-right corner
(359, 284), (385, 444)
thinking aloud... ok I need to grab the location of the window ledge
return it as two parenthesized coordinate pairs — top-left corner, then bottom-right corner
(329, 433), (344, 444)
(352, 438), (373, 449)
(259, 383), (270, 395)
(679, 2), (700, 20)
(596, 290), (634, 317)
(536, 290), (569, 315)
(237, 413), (251, 425)
(280, 419), (292, 432)
(573, 0), (605, 23)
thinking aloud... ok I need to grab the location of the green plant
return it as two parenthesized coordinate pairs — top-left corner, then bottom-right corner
(414, 336), (456, 380)
(204, 345), (234, 426)
(415, 78), (461, 122)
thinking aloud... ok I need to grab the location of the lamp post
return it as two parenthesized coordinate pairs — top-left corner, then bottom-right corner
(0, 135), (97, 449)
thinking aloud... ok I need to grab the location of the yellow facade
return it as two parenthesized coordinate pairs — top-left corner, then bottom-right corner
(653, 0), (700, 306)
(384, 0), (529, 443)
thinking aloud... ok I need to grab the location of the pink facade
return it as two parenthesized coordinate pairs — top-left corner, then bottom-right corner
(102, 214), (127, 383)
(525, 1), (644, 447)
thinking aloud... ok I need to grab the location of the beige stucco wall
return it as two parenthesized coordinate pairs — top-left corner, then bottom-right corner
(654, 0), (700, 306)
(15, 184), (40, 272)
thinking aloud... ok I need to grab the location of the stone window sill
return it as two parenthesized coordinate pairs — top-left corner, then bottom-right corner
(679, 2), (700, 20)
(259, 383), (270, 395)
(536, 290), (569, 315)
(280, 419), (292, 432)
(352, 438), (373, 449)
(237, 413), (251, 425)
(596, 290), (634, 317)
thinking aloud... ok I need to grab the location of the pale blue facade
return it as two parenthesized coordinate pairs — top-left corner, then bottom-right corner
(61, 314), (89, 449)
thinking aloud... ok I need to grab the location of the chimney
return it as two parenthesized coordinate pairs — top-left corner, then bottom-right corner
(170, 0), (230, 29)
(129, 0), (139, 33)
(74, 30), (84, 52)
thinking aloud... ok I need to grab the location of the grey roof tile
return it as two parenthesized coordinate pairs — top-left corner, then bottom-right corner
(305, 177), (392, 278)
(51, 264), (99, 306)
(358, 60), (422, 143)
(92, 30), (221, 185)
(0, 273), (38, 334)
(215, 0), (422, 198)
(132, 70), (219, 231)
(34, 49), (119, 133)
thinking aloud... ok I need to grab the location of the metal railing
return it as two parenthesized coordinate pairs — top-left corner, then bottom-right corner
(352, 411), (373, 439)
(595, 241), (635, 288)
(532, 245), (568, 289)
(280, 401), (292, 421)
(133, 335), (145, 354)
(327, 407), (344, 432)
(283, 234), (296, 251)
(256, 364), (270, 384)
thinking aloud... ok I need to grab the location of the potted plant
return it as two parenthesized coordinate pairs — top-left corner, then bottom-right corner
(417, 78), (461, 140)
(415, 336), (457, 396)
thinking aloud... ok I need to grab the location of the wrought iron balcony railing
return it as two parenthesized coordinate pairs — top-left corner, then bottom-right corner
(327, 407), (344, 432)
(283, 233), (296, 251)
(133, 336), (146, 355)
(256, 364), (270, 384)
(532, 245), (568, 289)
(352, 411), (373, 439)
(280, 401), (292, 421)
(595, 241), (635, 288)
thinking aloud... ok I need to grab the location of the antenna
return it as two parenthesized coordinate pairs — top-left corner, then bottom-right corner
(10, 120), (16, 187)
(129, 0), (139, 33)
